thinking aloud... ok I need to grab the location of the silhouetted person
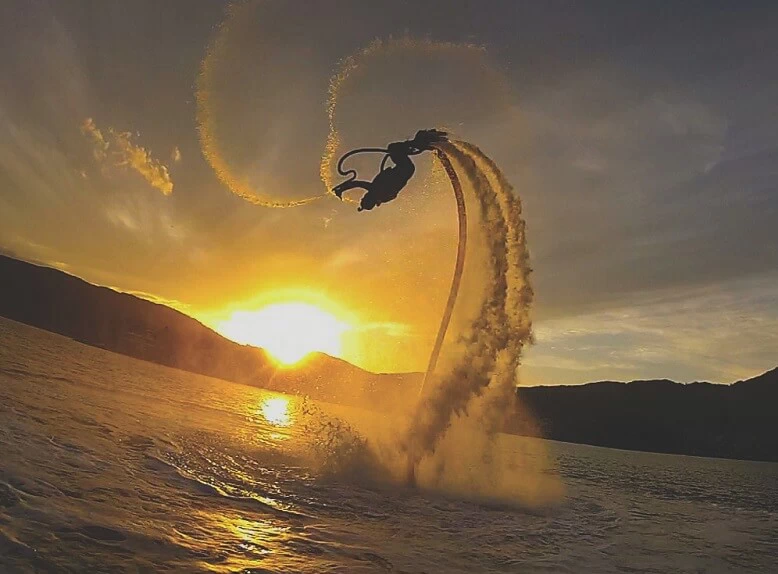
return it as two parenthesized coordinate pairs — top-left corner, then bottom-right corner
(333, 129), (447, 211)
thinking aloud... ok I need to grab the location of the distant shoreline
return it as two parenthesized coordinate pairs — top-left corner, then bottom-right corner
(2, 254), (776, 464)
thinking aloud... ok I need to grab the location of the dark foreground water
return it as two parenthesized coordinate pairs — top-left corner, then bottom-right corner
(1, 317), (776, 573)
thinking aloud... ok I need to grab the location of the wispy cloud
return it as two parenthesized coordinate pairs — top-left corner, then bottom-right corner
(81, 118), (174, 195)
(327, 246), (367, 269)
(355, 321), (415, 338)
(103, 198), (188, 243)
(523, 274), (778, 385)
(123, 289), (190, 313)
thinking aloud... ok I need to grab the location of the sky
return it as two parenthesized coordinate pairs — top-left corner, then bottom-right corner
(1, 0), (776, 385)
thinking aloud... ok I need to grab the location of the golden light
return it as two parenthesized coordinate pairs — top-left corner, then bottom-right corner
(260, 397), (291, 427)
(216, 302), (351, 366)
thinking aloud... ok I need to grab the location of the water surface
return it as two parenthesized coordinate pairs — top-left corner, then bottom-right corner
(1, 318), (775, 573)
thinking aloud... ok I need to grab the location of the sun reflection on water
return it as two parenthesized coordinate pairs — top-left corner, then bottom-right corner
(211, 516), (293, 572)
(260, 397), (292, 428)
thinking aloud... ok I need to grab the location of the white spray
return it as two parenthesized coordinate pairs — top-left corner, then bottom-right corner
(401, 140), (534, 485)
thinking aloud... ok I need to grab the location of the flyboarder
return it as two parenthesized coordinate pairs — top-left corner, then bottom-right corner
(332, 129), (447, 211)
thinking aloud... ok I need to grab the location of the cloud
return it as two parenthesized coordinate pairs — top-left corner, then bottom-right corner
(327, 246), (367, 269)
(81, 118), (174, 195)
(356, 321), (414, 338)
(104, 205), (139, 232)
(81, 118), (110, 161)
(103, 198), (188, 243)
(123, 289), (191, 313)
(523, 273), (778, 385)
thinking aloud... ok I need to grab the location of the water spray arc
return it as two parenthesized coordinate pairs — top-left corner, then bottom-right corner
(401, 139), (534, 488)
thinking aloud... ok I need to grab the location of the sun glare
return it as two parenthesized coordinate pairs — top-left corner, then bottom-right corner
(260, 397), (291, 427)
(217, 302), (350, 366)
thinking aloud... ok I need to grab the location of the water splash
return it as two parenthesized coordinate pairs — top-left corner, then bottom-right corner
(401, 140), (534, 486)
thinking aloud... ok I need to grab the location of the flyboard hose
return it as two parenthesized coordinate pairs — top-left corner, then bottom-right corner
(419, 146), (467, 396)
(331, 136), (467, 486)
(405, 145), (466, 487)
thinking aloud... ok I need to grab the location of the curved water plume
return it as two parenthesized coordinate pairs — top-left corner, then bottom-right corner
(403, 140), (534, 487)
(195, 2), (329, 208)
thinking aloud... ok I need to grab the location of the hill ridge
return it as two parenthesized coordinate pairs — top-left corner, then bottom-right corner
(1, 254), (775, 462)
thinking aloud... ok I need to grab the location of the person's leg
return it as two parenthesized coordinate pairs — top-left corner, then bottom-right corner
(333, 179), (371, 198)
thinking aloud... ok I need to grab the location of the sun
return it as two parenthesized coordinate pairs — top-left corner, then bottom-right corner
(216, 302), (350, 366)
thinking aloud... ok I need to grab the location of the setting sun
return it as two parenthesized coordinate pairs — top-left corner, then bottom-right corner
(216, 302), (350, 366)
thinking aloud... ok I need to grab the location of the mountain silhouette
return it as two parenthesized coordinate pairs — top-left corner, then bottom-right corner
(0, 254), (417, 407)
(1, 254), (775, 462)
(508, 370), (777, 462)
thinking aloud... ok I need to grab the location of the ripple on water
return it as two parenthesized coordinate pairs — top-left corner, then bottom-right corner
(77, 524), (128, 542)
(0, 482), (21, 507)
(2, 318), (778, 574)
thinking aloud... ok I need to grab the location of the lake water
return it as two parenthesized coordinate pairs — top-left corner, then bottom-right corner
(1, 317), (776, 573)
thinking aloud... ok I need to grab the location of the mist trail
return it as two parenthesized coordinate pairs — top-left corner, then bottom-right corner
(402, 139), (534, 483)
